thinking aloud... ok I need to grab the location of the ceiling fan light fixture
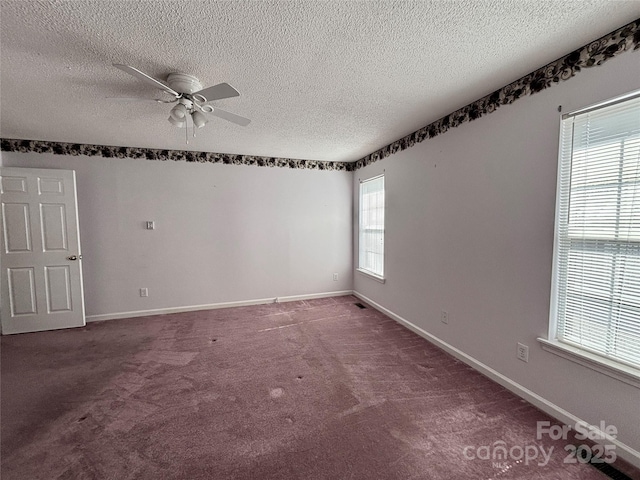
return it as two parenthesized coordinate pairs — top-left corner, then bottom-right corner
(192, 110), (208, 128)
(168, 115), (186, 128)
(170, 103), (188, 120)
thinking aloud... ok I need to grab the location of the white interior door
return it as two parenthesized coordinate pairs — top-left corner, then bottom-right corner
(1, 167), (85, 334)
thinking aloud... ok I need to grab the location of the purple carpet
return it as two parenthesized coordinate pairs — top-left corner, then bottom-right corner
(1, 296), (636, 479)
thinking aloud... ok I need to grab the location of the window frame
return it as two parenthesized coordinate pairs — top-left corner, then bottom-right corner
(357, 174), (386, 283)
(540, 90), (640, 388)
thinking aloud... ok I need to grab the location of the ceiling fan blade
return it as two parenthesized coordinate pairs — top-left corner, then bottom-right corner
(194, 83), (240, 102)
(113, 64), (180, 98)
(107, 97), (167, 103)
(207, 107), (251, 126)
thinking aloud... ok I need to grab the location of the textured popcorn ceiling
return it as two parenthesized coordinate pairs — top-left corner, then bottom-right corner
(1, 1), (639, 162)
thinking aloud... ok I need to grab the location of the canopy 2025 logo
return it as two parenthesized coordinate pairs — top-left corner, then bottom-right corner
(537, 420), (617, 464)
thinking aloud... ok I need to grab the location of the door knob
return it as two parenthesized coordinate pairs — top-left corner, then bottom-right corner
(67, 255), (82, 261)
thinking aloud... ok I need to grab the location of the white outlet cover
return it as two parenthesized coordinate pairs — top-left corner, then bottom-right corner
(517, 342), (529, 362)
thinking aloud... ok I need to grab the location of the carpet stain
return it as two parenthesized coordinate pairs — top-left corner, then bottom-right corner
(269, 387), (284, 398)
(416, 363), (435, 372)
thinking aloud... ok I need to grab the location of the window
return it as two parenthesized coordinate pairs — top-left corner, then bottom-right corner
(547, 92), (640, 375)
(358, 174), (385, 280)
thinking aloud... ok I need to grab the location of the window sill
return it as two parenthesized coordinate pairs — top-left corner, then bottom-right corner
(356, 268), (386, 284)
(537, 338), (640, 389)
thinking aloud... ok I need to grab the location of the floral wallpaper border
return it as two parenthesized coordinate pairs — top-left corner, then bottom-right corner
(353, 18), (640, 170)
(0, 139), (354, 172)
(1, 19), (638, 172)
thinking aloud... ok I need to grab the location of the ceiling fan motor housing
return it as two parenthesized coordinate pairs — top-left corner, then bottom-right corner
(166, 73), (203, 94)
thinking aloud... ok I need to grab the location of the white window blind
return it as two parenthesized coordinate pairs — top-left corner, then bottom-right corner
(359, 175), (385, 278)
(552, 92), (640, 369)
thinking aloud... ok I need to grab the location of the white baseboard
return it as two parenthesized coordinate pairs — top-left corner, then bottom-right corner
(353, 291), (640, 470)
(85, 290), (353, 323)
(276, 290), (354, 303)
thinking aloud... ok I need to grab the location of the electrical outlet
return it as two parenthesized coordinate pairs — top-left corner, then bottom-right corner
(333, 273), (338, 281)
(517, 343), (529, 362)
(146, 221), (155, 230)
(440, 310), (449, 324)
(140, 288), (149, 297)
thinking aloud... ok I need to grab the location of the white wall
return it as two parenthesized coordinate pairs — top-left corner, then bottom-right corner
(354, 52), (640, 460)
(1, 153), (353, 317)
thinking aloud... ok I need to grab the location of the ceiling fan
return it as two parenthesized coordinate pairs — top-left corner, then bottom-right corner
(112, 64), (251, 134)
